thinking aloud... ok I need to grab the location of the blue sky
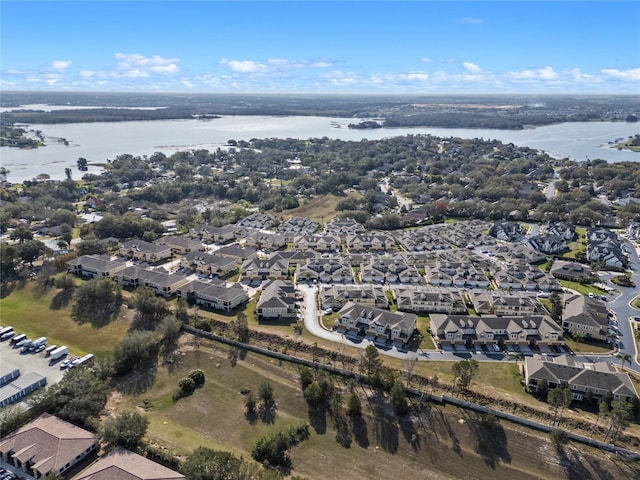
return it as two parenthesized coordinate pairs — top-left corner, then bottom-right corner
(1, 1), (639, 93)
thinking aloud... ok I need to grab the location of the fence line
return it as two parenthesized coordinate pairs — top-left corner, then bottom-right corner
(182, 325), (640, 460)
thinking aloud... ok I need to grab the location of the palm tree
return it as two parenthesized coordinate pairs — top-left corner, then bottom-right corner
(616, 353), (632, 368)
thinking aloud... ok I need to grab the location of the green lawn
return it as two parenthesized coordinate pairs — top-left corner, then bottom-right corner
(564, 337), (613, 355)
(558, 280), (606, 296)
(0, 281), (131, 358)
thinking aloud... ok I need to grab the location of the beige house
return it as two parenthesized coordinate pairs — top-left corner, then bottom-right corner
(336, 301), (416, 348)
(431, 314), (564, 350)
(469, 291), (539, 316)
(392, 286), (466, 314)
(524, 354), (638, 403)
(75, 447), (184, 480)
(256, 279), (297, 320)
(0, 413), (98, 479)
(67, 255), (127, 279)
(119, 239), (172, 263)
(177, 281), (249, 312)
(562, 294), (610, 341)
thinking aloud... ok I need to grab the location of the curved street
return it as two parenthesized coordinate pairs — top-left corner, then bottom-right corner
(298, 240), (640, 372)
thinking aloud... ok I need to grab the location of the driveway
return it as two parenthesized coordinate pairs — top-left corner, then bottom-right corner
(297, 284), (510, 363)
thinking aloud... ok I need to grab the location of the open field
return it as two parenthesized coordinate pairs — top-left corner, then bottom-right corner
(0, 281), (131, 358)
(112, 336), (640, 480)
(280, 194), (345, 223)
(558, 280), (607, 296)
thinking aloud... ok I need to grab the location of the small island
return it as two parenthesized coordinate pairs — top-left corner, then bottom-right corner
(615, 134), (640, 152)
(348, 120), (383, 129)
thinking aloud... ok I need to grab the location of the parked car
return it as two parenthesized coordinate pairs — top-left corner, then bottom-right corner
(492, 344), (501, 352)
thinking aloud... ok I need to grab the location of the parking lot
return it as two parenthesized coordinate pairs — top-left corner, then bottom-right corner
(0, 336), (68, 396)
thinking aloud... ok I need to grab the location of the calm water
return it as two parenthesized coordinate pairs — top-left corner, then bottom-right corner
(1, 116), (638, 182)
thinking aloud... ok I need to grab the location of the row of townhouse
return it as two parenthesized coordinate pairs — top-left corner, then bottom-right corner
(256, 279), (297, 320)
(431, 314), (564, 351)
(67, 254), (127, 278)
(335, 301), (417, 349)
(524, 354), (637, 403)
(115, 266), (190, 297)
(176, 281), (249, 312)
(391, 286), (467, 314)
(67, 255), (245, 308)
(0, 414), (184, 479)
(549, 259), (595, 282)
(119, 236), (205, 263)
(291, 232), (396, 253)
(181, 251), (240, 277)
(586, 227), (627, 268)
(562, 294), (611, 341)
(319, 284), (389, 311)
(425, 261), (490, 289)
(241, 256), (290, 282)
(468, 291), (540, 316)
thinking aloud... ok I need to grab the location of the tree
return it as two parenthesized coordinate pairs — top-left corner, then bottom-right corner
(298, 366), (314, 389)
(47, 367), (108, 428)
(17, 239), (47, 265)
(230, 312), (249, 342)
(244, 394), (257, 420)
(102, 410), (149, 450)
(131, 287), (169, 330)
(188, 369), (205, 387)
(71, 277), (122, 325)
(303, 382), (323, 408)
(113, 330), (161, 376)
(258, 381), (275, 408)
(10, 225), (33, 243)
(251, 423), (310, 468)
(54, 273), (75, 293)
(361, 344), (382, 382)
(616, 353), (632, 368)
(182, 447), (258, 480)
(0, 243), (18, 278)
(550, 429), (568, 452)
(606, 400), (633, 443)
(451, 359), (479, 391)
(346, 392), (362, 416)
(390, 380), (410, 415)
(548, 386), (572, 427)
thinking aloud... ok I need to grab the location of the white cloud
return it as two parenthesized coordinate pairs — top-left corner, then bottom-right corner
(51, 60), (72, 71)
(420, 57), (433, 63)
(601, 67), (640, 81)
(463, 62), (481, 73)
(404, 71), (430, 81)
(181, 80), (194, 88)
(220, 58), (268, 73)
(508, 66), (558, 80)
(114, 53), (180, 75)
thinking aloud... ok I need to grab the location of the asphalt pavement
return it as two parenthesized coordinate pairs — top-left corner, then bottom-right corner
(298, 239), (640, 371)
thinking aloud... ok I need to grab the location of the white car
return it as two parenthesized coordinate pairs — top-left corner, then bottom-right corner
(492, 344), (501, 352)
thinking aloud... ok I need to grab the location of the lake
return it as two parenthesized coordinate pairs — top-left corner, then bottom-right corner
(1, 116), (638, 182)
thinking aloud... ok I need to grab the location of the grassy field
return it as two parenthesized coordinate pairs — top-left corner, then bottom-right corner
(564, 337), (613, 355)
(0, 281), (131, 358)
(280, 194), (347, 224)
(558, 280), (606, 296)
(114, 337), (640, 480)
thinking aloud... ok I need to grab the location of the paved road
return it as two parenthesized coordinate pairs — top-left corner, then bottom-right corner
(298, 238), (640, 371)
(298, 284), (518, 363)
(599, 238), (640, 372)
